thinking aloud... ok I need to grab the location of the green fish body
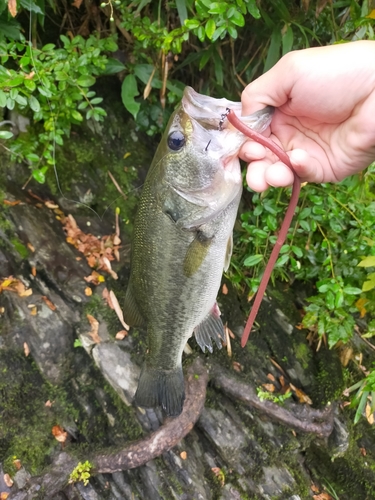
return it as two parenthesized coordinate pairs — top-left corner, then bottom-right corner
(124, 87), (272, 416)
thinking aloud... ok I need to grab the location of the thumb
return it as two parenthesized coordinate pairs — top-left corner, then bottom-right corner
(241, 53), (295, 115)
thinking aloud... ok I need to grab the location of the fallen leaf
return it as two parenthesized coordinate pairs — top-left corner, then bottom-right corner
(339, 346), (353, 367)
(180, 451), (187, 460)
(3, 199), (20, 206)
(211, 467), (225, 487)
(3, 474), (13, 488)
(115, 330), (128, 340)
(44, 201), (59, 209)
(30, 306), (37, 316)
(366, 402), (374, 425)
(267, 373), (276, 381)
(102, 256), (118, 280)
(360, 447), (367, 456)
(31, 266), (37, 277)
(310, 483), (319, 493)
(13, 459), (21, 470)
(23, 342), (30, 357)
(24, 71), (35, 80)
(86, 314), (101, 343)
(85, 287), (93, 296)
(262, 383), (275, 392)
(109, 290), (130, 330)
(45, 400), (53, 408)
(232, 361), (243, 372)
(222, 283), (228, 295)
(7, 0), (17, 16)
(313, 494), (333, 500)
(41, 296), (56, 311)
(1, 492), (10, 499)
(27, 243), (35, 252)
(0, 307), (4, 314)
(290, 383), (313, 405)
(52, 425), (68, 443)
(225, 325), (232, 358)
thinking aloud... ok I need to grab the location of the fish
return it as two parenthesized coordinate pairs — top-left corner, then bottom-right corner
(123, 87), (273, 416)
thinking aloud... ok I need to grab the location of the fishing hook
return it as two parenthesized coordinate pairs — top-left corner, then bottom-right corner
(218, 108), (230, 131)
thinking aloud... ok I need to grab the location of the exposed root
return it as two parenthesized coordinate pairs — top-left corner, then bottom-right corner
(211, 364), (334, 437)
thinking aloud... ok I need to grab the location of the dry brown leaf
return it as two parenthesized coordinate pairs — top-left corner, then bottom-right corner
(267, 373), (276, 382)
(3, 474), (13, 488)
(225, 325), (232, 358)
(310, 483), (320, 493)
(44, 201), (59, 209)
(313, 494), (333, 500)
(72, 0), (83, 7)
(222, 283), (228, 295)
(0, 307), (4, 315)
(84, 271), (105, 285)
(232, 361), (243, 372)
(31, 266), (37, 277)
(262, 383), (275, 393)
(27, 242), (35, 252)
(3, 199), (20, 206)
(113, 235), (121, 246)
(290, 383), (313, 405)
(45, 400), (53, 408)
(52, 425), (68, 443)
(85, 287), (93, 296)
(115, 330), (128, 340)
(42, 296), (56, 311)
(24, 71), (35, 80)
(180, 451), (187, 460)
(279, 375), (286, 388)
(23, 342), (30, 357)
(1, 492), (10, 499)
(109, 290), (130, 330)
(30, 306), (37, 316)
(270, 358), (287, 375)
(102, 256), (118, 280)
(211, 467), (225, 487)
(13, 459), (21, 470)
(366, 402), (374, 425)
(86, 314), (101, 343)
(8, 0), (17, 16)
(339, 346), (353, 367)
(360, 447), (367, 456)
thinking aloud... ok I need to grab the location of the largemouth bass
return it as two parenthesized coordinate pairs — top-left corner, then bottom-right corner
(124, 87), (272, 416)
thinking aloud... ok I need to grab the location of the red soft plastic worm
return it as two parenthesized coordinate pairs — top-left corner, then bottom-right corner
(226, 109), (301, 348)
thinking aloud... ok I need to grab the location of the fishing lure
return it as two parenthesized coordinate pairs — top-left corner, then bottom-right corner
(225, 108), (301, 348)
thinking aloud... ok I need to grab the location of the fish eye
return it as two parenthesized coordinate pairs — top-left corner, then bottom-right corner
(167, 130), (185, 151)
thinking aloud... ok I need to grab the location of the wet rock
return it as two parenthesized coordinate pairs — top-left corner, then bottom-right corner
(91, 342), (140, 405)
(259, 466), (296, 498)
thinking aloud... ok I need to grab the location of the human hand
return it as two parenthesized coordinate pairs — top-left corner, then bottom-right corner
(240, 41), (375, 192)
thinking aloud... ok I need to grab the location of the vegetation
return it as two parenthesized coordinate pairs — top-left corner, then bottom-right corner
(1, 0), (375, 424)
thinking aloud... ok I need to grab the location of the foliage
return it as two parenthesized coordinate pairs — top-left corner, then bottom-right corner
(346, 366), (375, 424)
(69, 460), (93, 486)
(256, 386), (292, 404)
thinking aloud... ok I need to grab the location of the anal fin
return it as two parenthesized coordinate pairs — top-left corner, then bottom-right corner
(194, 303), (225, 353)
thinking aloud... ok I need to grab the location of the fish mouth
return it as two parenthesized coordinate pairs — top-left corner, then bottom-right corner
(182, 86), (273, 134)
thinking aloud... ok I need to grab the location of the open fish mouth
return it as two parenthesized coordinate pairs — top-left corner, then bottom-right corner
(181, 86), (273, 135)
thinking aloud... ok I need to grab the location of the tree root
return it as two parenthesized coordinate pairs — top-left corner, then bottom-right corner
(8, 357), (334, 499)
(8, 357), (208, 499)
(211, 364), (334, 437)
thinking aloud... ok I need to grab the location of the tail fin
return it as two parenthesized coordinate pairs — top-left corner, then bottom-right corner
(134, 364), (185, 417)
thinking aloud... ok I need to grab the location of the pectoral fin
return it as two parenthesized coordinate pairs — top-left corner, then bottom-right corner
(123, 284), (145, 327)
(183, 231), (213, 278)
(194, 303), (225, 353)
(224, 234), (233, 272)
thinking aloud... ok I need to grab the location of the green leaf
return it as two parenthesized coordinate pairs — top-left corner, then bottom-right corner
(231, 10), (245, 27)
(0, 89), (6, 107)
(227, 25), (238, 38)
(244, 254), (263, 267)
(246, 0), (261, 19)
(24, 79), (36, 91)
(71, 110), (83, 121)
(20, 0), (44, 14)
(32, 166), (48, 184)
(77, 75), (96, 87)
(292, 245), (303, 258)
(15, 94), (27, 106)
(362, 275), (375, 292)
(343, 286), (362, 295)
(185, 19), (200, 29)
(102, 58), (126, 75)
(326, 290), (335, 310)
(264, 27), (281, 72)
(282, 25), (293, 55)
(0, 131), (13, 139)
(121, 74), (140, 119)
(358, 256), (375, 267)
(209, 2), (227, 14)
(176, 0), (188, 25)
(6, 97), (15, 110)
(205, 18), (216, 39)
(42, 43), (55, 51)
(29, 95), (41, 112)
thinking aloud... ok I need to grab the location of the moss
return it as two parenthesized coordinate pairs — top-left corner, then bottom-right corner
(294, 342), (311, 370)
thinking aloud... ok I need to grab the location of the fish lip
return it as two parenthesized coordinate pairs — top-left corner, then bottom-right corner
(182, 86), (274, 134)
